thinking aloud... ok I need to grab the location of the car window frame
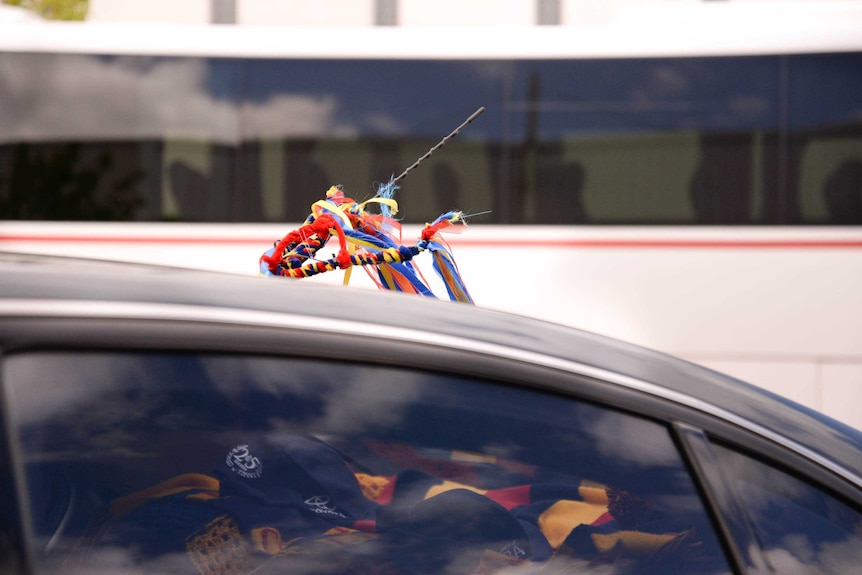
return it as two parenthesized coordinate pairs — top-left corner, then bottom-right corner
(0, 366), (31, 575)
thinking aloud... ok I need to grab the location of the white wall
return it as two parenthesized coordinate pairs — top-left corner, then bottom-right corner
(0, 5), (42, 22)
(239, 0), (376, 26)
(399, 0), (536, 26)
(85, 1), (855, 27)
(86, 0), (539, 26)
(561, 0), (610, 24)
(89, 0), (211, 24)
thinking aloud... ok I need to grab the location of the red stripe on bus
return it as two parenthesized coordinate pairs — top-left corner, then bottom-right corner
(0, 235), (268, 245)
(2, 235), (862, 249)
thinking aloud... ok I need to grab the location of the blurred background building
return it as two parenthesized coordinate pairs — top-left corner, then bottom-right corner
(0, 0), (850, 26)
(82, 0), (712, 26)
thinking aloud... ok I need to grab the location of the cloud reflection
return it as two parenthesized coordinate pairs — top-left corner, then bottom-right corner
(5, 353), (149, 428)
(198, 356), (425, 436)
(0, 54), (361, 144)
(764, 527), (862, 574)
(588, 410), (680, 467)
(51, 546), (198, 575)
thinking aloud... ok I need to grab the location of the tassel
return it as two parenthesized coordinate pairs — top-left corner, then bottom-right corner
(259, 110), (487, 300)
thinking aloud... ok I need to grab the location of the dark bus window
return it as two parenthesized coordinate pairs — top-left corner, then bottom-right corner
(710, 442), (862, 572)
(506, 56), (781, 225)
(5, 351), (731, 574)
(789, 53), (862, 225)
(1, 52), (860, 225)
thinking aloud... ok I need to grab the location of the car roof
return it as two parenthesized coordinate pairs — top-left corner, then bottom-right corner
(1, 251), (861, 486)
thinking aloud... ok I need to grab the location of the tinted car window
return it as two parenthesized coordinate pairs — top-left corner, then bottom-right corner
(710, 442), (862, 573)
(5, 351), (731, 574)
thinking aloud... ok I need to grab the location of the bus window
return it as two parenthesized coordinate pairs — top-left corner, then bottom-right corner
(1, 51), (861, 225)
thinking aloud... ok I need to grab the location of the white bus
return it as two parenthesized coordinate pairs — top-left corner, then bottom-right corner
(1, 9), (861, 429)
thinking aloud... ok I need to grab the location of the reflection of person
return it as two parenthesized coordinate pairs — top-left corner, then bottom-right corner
(432, 163), (461, 215)
(283, 140), (331, 222)
(824, 160), (862, 224)
(534, 143), (587, 224)
(0, 142), (142, 220)
(168, 161), (210, 221)
(689, 134), (752, 224)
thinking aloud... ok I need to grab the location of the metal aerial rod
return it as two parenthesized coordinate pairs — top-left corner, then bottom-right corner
(391, 106), (486, 184)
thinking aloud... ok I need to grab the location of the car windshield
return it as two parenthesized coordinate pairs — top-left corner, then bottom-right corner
(5, 351), (731, 574)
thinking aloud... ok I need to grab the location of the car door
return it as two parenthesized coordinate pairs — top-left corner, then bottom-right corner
(1, 307), (860, 574)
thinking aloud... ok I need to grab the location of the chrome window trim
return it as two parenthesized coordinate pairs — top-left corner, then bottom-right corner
(674, 423), (771, 575)
(1, 298), (860, 492)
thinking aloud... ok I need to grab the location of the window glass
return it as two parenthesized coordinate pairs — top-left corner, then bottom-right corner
(5, 351), (731, 574)
(711, 442), (862, 573)
(3, 52), (860, 225)
(791, 53), (862, 225)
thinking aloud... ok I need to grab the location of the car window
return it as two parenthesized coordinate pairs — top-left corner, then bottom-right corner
(4, 351), (731, 574)
(710, 442), (862, 573)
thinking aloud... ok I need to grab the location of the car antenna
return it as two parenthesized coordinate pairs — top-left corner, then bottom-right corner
(391, 106), (486, 184)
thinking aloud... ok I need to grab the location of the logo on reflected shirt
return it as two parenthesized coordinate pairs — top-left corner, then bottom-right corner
(226, 444), (263, 479)
(501, 540), (528, 560)
(304, 495), (347, 518)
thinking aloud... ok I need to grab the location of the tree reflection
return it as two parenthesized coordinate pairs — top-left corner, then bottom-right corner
(0, 143), (142, 220)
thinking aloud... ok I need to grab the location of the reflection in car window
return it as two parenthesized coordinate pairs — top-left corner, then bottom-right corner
(5, 352), (731, 574)
(710, 443), (862, 573)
